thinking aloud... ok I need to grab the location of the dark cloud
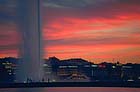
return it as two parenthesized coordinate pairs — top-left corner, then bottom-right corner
(0, 0), (17, 23)
(43, 0), (140, 25)
(43, 0), (119, 8)
(44, 0), (87, 8)
(118, 0), (140, 4)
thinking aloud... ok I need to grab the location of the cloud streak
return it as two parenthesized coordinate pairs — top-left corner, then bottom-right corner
(43, 0), (140, 63)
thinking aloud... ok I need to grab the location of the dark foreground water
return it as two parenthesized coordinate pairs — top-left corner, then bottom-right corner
(0, 87), (139, 92)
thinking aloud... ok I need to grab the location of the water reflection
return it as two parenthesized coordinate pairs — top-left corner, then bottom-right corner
(0, 88), (43, 92)
(0, 87), (140, 92)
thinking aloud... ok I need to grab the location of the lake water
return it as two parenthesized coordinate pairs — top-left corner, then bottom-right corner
(0, 87), (139, 92)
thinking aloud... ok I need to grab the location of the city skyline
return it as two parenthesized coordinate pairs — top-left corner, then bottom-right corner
(0, 0), (140, 63)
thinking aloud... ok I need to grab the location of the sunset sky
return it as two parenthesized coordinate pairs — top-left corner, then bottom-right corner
(0, 0), (140, 63)
(43, 0), (140, 63)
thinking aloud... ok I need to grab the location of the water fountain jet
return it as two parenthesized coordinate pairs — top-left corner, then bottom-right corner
(16, 0), (43, 83)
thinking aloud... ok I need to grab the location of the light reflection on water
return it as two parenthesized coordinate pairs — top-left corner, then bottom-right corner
(0, 87), (139, 92)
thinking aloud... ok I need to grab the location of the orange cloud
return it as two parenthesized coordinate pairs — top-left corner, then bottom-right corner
(43, 8), (140, 63)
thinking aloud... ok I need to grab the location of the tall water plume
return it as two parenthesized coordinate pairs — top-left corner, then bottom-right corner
(16, 0), (43, 82)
